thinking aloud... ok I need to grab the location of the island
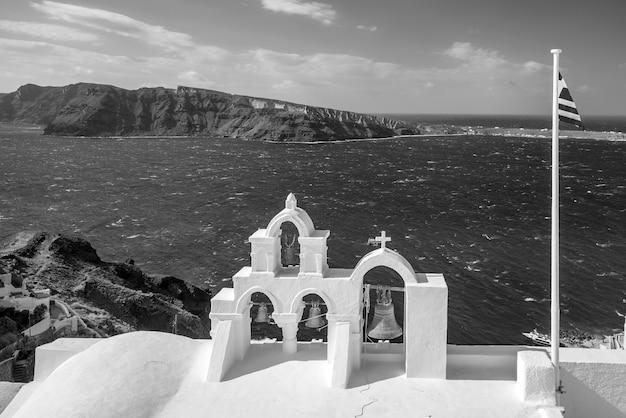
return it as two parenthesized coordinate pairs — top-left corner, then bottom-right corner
(0, 83), (461, 141)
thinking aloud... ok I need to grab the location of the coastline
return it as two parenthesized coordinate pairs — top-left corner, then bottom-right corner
(265, 129), (626, 144)
(475, 127), (626, 141)
(264, 133), (467, 145)
(3, 122), (625, 142)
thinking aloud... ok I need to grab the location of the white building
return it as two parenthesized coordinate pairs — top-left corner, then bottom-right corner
(0, 273), (50, 320)
(1, 195), (625, 418)
(0, 273), (28, 301)
(208, 193), (447, 386)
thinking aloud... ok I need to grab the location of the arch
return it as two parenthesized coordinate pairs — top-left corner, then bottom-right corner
(288, 287), (337, 316)
(363, 266), (405, 344)
(235, 286), (283, 314)
(295, 291), (330, 343)
(248, 291), (283, 341)
(266, 208), (315, 238)
(363, 265), (406, 288)
(280, 221), (300, 267)
(351, 248), (420, 286)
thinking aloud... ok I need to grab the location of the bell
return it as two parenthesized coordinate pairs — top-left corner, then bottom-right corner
(282, 233), (299, 266)
(305, 300), (326, 328)
(367, 287), (402, 340)
(254, 302), (269, 323)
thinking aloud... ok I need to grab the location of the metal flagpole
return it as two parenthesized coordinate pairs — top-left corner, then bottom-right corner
(550, 48), (561, 404)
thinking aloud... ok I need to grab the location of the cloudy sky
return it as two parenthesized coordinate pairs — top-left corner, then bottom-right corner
(1, 0), (625, 115)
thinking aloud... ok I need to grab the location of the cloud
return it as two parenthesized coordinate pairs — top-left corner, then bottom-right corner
(442, 42), (508, 71)
(71, 66), (94, 75)
(521, 60), (548, 74)
(272, 79), (297, 90)
(260, 0), (336, 25)
(30, 1), (205, 52)
(439, 41), (552, 88)
(357, 25), (377, 32)
(185, 45), (231, 62)
(0, 9), (555, 116)
(292, 40), (537, 93)
(576, 85), (590, 94)
(178, 70), (215, 87)
(0, 38), (135, 83)
(0, 38), (130, 66)
(239, 49), (414, 85)
(0, 20), (99, 42)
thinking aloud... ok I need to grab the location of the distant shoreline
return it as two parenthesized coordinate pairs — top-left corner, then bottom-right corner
(268, 129), (626, 144)
(2, 122), (625, 142)
(475, 127), (626, 141)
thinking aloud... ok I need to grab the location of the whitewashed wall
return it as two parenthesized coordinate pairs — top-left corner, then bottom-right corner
(559, 348), (626, 418)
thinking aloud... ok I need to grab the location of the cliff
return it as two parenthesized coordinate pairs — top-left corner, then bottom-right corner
(0, 83), (431, 141)
(0, 232), (211, 339)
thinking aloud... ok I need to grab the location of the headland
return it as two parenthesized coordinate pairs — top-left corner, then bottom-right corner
(0, 83), (462, 141)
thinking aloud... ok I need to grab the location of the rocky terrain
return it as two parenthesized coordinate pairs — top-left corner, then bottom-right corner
(0, 83), (457, 141)
(0, 232), (211, 339)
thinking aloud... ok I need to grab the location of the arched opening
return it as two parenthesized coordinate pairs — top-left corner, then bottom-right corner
(363, 266), (405, 344)
(280, 221), (300, 267)
(296, 293), (329, 343)
(249, 292), (282, 341)
(359, 266), (407, 382)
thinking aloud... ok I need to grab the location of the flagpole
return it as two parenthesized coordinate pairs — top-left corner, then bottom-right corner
(550, 48), (561, 404)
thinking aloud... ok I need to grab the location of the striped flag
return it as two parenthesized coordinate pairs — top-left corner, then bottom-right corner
(558, 73), (584, 129)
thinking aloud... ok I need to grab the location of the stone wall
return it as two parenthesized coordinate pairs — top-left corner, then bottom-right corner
(0, 343), (18, 363)
(0, 357), (14, 381)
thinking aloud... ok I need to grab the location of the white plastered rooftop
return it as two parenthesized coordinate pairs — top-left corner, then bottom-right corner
(1, 331), (550, 418)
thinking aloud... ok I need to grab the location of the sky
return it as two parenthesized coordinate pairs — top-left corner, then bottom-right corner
(1, 0), (625, 115)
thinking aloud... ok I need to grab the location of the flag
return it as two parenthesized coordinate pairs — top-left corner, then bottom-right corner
(558, 73), (584, 129)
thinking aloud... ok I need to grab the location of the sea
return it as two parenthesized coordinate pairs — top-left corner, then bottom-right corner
(1, 115), (625, 345)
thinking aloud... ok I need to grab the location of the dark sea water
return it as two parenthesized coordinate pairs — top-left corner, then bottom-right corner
(1, 117), (625, 345)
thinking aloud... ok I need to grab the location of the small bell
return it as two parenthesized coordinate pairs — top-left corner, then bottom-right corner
(254, 302), (269, 323)
(305, 300), (326, 328)
(282, 233), (299, 266)
(367, 286), (402, 340)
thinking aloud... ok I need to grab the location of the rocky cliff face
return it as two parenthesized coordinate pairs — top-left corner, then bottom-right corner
(0, 83), (423, 141)
(0, 232), (211, 338)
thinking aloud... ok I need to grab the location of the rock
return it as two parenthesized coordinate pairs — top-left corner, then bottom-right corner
(109, 262), (145, 289)
(0, 231), (211, 339)
(145, 275), (211, 319)
(81, 278), (209, 338)
(11, 232), (47, 258)
(0, 83), (426, 141)
(106, 264), (212, 322)
(48, 235), (101, 264)
(0, 84), (74, 125)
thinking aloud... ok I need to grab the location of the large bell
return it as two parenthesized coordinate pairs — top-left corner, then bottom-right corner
(367, 287), (402, 340)
(254, 302), (269, 323)
(305, 300), (326, 328)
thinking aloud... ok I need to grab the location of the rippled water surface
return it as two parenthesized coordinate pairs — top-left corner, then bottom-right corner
(1, 124), (625, 344)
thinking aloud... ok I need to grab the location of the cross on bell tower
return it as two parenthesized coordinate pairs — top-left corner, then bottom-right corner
(375, 231), (391, 249)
